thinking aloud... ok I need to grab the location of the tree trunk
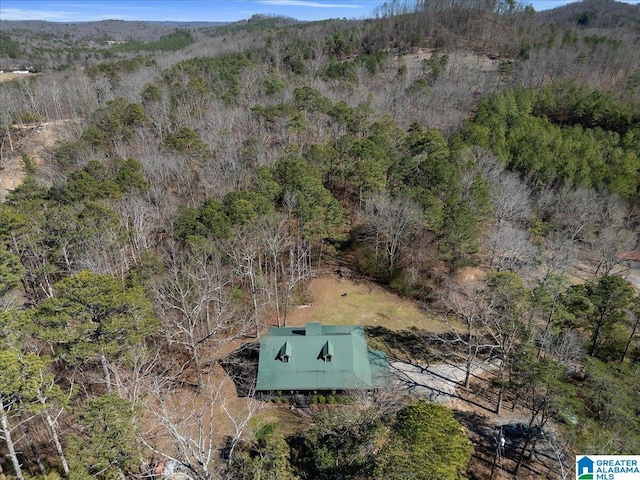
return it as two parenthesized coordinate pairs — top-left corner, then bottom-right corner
(464, 358), (472, 389)
(537, 306), (557, 360)
(513, 433), (533, 477)
(464, 340), (480, 390)
(489, 438), (503, 480)
(20, 415), (47, 476)
(1, 405), (24, 480)
(495, 362), (506, 415)
(282, 249), (295, 328)
(514, 431), (541, 478)
(100, 353), (112, 392)
(590, 323), (603, 357)
(496, 386), (504, 415)
(272, 253), (281, 327)
(248, 261), (259, 337)
(620, 315), (639, 363)
(43, 407), (69, 475)
(192, 342), (204, 391)
(283, 289), (290, 327)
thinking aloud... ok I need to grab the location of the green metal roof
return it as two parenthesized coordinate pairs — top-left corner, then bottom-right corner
(256, 323), (389, 391)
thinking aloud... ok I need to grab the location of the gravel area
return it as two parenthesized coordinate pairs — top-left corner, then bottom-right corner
(391, 360), (498, 403)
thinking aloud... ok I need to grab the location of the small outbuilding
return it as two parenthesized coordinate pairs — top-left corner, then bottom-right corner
(256, 323), (389, 393)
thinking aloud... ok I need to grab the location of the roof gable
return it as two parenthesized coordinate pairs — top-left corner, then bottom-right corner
(277, 341), (292, 362)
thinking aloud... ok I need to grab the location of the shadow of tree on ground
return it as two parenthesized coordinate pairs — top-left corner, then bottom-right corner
(365, 325), (437, 362)
(219, 341), (259, 397)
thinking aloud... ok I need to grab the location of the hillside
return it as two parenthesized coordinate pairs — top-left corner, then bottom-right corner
(0, 1), (639, 479)
(0, 19), (228, 40)
(534, 0), (640, 29)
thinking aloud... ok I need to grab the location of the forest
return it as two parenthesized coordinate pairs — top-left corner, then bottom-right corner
(1, 0), (639, 478)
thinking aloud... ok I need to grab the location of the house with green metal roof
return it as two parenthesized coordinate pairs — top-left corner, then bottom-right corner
(256, 323), (389, 393)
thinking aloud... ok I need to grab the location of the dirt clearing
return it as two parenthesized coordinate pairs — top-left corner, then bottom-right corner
(1, 119), (79, 201)
(0, 72), (40, 83)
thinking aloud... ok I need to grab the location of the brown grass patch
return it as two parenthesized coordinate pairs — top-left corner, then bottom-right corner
(284, 274), (450, 333)
(250, 405), (309, 438)
(0, 72), (40, 83)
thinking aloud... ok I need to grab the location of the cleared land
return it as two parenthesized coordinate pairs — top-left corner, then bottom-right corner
(284, 274), (451, 332)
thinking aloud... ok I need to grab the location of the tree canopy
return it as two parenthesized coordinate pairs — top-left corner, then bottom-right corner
(375, 400), (473, 480)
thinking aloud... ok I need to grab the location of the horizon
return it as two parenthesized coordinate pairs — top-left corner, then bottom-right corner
(1, 0), (630, 24)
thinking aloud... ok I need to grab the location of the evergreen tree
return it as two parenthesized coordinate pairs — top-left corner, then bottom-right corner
(375, 400), (473, 480)
(68, 394), (142, 479)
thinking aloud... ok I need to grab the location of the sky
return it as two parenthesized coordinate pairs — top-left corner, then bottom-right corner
(0, 0), (631, 23)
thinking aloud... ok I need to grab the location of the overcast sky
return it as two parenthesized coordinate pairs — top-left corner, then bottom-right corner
(0, 0), (628, 23)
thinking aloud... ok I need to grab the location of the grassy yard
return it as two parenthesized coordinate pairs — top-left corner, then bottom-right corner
(284, 275), (451, 333)
(253, 274), (462, 436)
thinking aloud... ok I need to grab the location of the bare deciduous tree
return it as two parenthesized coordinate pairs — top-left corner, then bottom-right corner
(113, 192), (160, 261)
(483, 164), (533, 224)
(441, 279), (498, 389)
(282, 238), (312, 327)
(485, 221), (536, 272)
(154, 242), (247, 389)
(34, 369), (71, 475)
(539, 231), (574, 280)
(142, 373), (263, 479)
(258, 214), (289, 327)
(539, 186), (598, 243)
(588, 195), (637, 278)
(365, 193), (422, 276)
(482, 272), (530, 414)
(225, 225), (266, 337)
